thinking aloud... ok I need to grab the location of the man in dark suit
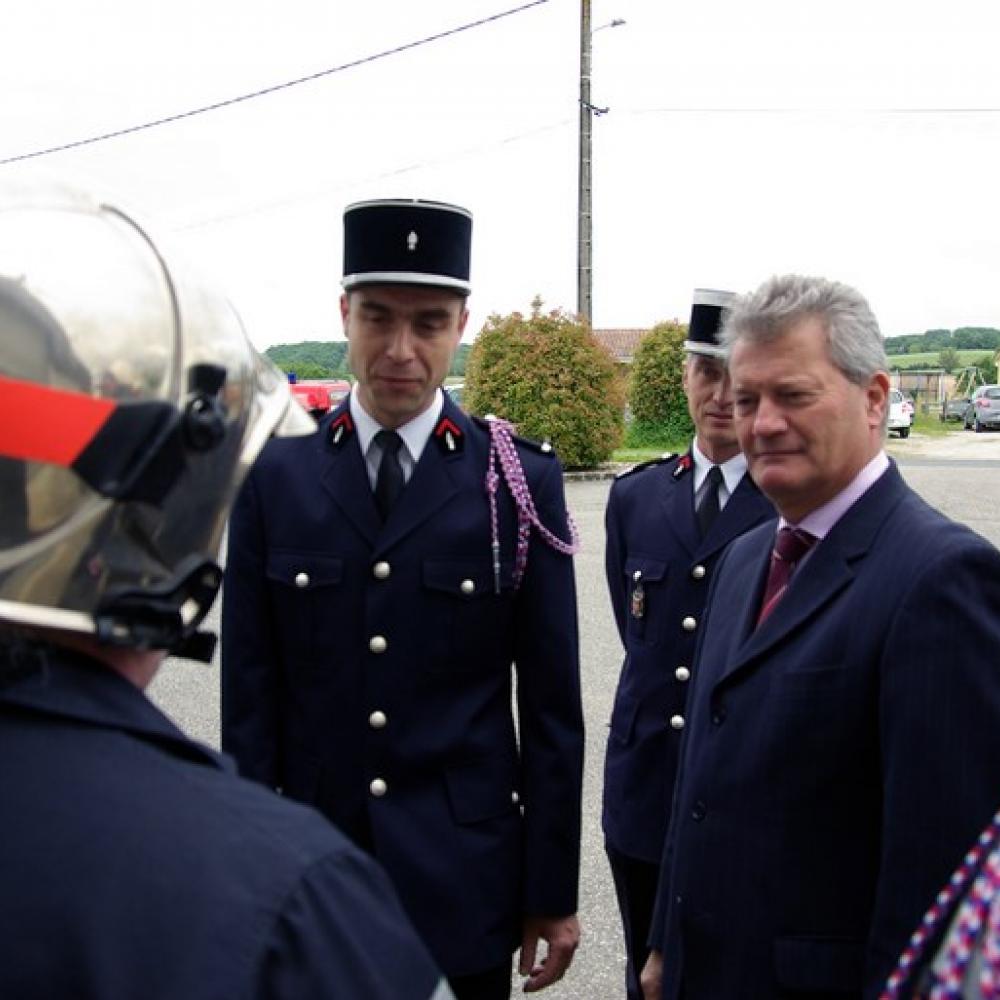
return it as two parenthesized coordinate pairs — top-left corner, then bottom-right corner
(602, 289), (774, 999)
(642, 274), (1000, 1000)
(222, 199), (584, 1000)
(0, 179), (449, 1000)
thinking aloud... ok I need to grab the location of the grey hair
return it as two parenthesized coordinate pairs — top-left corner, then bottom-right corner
(721, 275), (888, 386)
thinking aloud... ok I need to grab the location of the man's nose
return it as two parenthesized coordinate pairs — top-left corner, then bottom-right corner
(712, 372), (734, 406)
(385, 323), (416, 361)
(752, 396), (786, 436)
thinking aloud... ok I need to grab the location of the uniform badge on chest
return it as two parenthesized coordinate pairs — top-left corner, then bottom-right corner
(630, 569), (645, 619)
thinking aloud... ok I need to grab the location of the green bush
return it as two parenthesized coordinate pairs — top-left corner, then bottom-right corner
(628, 320), (693, 443)
(465, 302), (625, 468)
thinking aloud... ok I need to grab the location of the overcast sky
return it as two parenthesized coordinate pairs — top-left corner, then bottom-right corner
(3, 0), (999, 348)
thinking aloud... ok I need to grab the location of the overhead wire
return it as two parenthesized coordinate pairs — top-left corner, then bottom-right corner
(0, 0), (551, 166)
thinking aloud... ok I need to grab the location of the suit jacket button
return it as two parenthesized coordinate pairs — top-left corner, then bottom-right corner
(369, 778), (388, 797)
(460, 578), (475, 595)
(670, 714), (685, 730)
(368, 710), (387, 729)
(294, 571), (310, 588)
(682, 616), (697, 632)
(511, 790), (521, 804)
(691, 564), (707, 580)
(373, 561), (391, 580)
(675, 666), (691, 682)
(711, 709), (726, 726)
(691, 800), (707, 822)
(369, 635), (388, 654)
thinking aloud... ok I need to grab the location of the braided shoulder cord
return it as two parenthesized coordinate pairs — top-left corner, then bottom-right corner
(485, 416), (580, 593)
(881, 809), (1000, 999)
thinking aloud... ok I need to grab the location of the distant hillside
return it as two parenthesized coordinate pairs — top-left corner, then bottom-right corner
(884, 327), (1000, 355)
(266, 341), (471, 378)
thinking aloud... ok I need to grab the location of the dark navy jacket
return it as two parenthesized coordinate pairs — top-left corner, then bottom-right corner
(653, 462), (1000, 999)
(602, 452), (773, 862)
(0, 647), (449, 1000)
(221, 395), (584, 977)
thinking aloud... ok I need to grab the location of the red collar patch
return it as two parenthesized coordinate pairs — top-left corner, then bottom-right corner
(672, 453), (693, 479)
(328, 412), (355, 448)
(433, 416), (464, 455)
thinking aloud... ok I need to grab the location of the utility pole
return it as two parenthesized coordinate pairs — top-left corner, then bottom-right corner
(577, 0), (593, 326)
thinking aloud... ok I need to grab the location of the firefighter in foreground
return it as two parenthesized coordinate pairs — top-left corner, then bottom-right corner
(222, 198), (585, 1000)
(0, 177), (451, 1000)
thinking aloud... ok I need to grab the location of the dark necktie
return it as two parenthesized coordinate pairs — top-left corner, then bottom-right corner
(696, 465), (724, 537)
(756, 526), (816, 625)
(374, 430), (405, 520)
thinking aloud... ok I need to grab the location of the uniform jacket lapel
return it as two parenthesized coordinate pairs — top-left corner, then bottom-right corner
(318, 401), (381, 545)
(695, 475), (774, 561)
(375, 404), (466, 554)
(659, 457), (699, 558)
(719, 461), (909, 685)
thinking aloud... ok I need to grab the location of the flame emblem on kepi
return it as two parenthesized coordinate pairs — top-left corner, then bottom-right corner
(407, 230), (419, 252)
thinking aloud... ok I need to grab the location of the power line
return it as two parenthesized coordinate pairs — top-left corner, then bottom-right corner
(0, 0), (551, 166)
(626, 106), (1000, 116)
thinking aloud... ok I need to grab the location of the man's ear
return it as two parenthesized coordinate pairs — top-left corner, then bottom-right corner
(868, 371), (891, 427)
(339, 292), (350, 334)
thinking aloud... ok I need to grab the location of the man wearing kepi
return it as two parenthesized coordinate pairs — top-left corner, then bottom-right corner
(222, 199), (584, 999)
(641, 274), (1000, 1000)
(0, 179), (451, 999)
(602, 289), (773, 999)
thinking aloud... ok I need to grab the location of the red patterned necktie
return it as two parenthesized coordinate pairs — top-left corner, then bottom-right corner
(756, 526), (816, 625)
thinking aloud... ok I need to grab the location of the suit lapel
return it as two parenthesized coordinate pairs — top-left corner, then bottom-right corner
(719, 461), (908, 684)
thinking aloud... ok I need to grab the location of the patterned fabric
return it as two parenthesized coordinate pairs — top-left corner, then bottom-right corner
(882, 808), (1000, 999)
(756, 526), (816, 625)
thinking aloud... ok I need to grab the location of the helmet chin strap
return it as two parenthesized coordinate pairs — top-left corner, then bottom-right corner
(94, 555), (223, 663)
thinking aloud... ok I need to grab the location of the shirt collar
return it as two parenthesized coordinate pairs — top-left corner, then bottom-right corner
(349, 387), (444, 464)
(691, 439), (748, 496)
(783, 450), (890, 540)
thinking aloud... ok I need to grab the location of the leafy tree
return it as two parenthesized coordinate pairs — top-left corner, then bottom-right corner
(627, 320), (693, 446)
(974, 354), (998, 385)
(465, 301), (625, 468)
(937, 347), (961, 373)
(450, 344), (471, 377)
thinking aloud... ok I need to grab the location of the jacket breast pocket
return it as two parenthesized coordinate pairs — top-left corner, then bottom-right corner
(422, 558), (515, 674)
(265, 549), (343, 662)
(623, 556), (668, 644)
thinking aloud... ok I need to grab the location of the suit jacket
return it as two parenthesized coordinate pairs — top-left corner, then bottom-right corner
(221, 395), (584, 977)
(602, 452), (774, 862)
(653, 461), (1000, 999)
(0, 647), (448, 1000)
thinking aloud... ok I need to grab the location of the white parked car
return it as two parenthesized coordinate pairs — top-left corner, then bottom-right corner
(887, 389), (913, 438)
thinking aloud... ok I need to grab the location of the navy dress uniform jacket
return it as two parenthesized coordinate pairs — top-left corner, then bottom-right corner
(652, 461), (1000, 999)
(602, 453), (774, 862)
(221, 395), (584, 977)
(0, 648), (449, 1000)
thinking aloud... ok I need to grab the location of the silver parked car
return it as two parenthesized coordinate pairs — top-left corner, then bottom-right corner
(963, 385), (1000, 432)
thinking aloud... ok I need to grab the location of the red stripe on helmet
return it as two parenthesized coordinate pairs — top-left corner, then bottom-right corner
(0, 375), (116, 466)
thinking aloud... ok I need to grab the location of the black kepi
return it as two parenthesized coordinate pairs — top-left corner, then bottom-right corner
(683, 288), (736, 358)
(342, 199), (472, 294)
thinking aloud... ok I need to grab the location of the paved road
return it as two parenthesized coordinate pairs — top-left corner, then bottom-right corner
(149, 439), (1000, 999)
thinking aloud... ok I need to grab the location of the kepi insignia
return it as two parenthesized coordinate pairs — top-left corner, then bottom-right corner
(407, 230), (419, 252)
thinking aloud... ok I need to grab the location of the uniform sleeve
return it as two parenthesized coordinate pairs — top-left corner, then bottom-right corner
(221, 469), (282, 788)
(867, 534), (1000, 995)
(604, 481), (628, 645)
(254, 848), (454, 1000)
(513, 455), (584, 917)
